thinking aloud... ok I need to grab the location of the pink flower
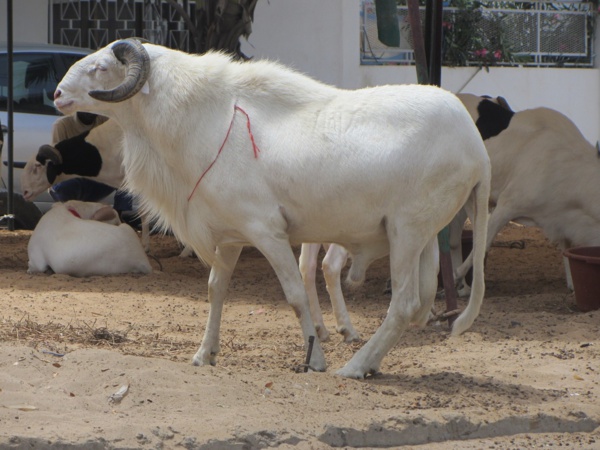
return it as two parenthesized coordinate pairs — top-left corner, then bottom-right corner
(493, 50), (502, 60)
(474, 48), (488, 58)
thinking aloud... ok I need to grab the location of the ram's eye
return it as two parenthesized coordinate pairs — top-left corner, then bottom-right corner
(88, 63), (107, 74)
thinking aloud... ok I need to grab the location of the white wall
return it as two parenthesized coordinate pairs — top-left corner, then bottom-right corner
(346, 65), (600, 146)
(0, 0), (48, 43)
(444, 67), (600, 146)
(242, 0), (347, 86)
(243, 0), (600, 145)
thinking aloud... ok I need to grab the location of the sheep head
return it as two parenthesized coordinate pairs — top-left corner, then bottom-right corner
(456, 93), (514, 141)
(89, 39), (150, 102)
(21, 145), (63, 201)
(54, 38), (150, 116)
(37, 144), (64, 183)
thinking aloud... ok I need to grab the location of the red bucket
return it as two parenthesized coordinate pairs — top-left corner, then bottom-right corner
(563, 246), (600, 312)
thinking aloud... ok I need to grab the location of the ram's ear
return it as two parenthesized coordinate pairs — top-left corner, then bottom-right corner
(496, 96), (513, 113)
(91, 205), (121, 225)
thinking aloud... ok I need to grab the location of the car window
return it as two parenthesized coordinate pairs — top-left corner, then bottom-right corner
(60, 54), (84, 73)
(0, 53), (61, 116)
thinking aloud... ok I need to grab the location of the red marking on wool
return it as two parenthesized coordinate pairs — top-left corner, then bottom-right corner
(188, 105), (260, 202)
(67, 207), (81, 218)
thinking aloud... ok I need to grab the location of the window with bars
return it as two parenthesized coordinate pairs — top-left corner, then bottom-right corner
(49, 0), (196, 51)
(361, 0), (598, 67)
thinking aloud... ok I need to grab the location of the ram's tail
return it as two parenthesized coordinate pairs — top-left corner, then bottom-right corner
(451, 171), (490, 336)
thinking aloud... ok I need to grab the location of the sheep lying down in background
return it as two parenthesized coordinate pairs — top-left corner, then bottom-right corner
(27, 200), (152, 276)
(21, 117), (153, 253)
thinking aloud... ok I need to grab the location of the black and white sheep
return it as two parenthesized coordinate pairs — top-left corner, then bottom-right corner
(452, 93), (600, 292)
(21, 119), (125, 200)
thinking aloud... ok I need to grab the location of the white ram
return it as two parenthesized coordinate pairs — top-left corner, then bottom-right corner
(27, 200), (152, 276)
(53, 39), (490, 378)
(298, 94), (509, 339)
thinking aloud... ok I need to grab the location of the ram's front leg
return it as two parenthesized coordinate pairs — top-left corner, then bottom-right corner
(255, 235), (327, 372)
(192, 245), (243, 367)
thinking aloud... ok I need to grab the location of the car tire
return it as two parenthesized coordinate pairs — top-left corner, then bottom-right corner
(0, 190), (43, 230)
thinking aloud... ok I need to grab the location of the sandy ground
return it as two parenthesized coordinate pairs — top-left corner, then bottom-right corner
(0, 223), (599, 449)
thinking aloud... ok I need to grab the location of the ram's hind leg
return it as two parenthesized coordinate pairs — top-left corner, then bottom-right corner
(412, 236), (440, 327)
(193, 245), (243, 367)
(336, 228), (424, 379)
(322, 244), (360, 342)
(299, 243), (330, 341)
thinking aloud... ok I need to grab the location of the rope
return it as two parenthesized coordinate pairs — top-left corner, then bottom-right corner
(235, 106), (261, 159)
(188, 105), (260, 202)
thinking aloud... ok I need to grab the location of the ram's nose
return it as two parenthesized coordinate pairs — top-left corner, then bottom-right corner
(54, 89), (62, 100)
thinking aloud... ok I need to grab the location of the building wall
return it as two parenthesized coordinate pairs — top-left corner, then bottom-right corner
(0, 0), (48, 43)
(242, 0), (600, 145)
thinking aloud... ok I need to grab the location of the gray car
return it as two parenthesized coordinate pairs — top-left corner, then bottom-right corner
(0, 42), (91, 226)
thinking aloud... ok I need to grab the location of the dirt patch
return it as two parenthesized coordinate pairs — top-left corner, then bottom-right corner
(0, 224), (599, 449)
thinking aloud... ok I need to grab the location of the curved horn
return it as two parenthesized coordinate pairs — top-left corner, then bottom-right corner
(89, 39), (150, 103)
(37, 144), (63, 166)
(37, 144), (63, 184)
